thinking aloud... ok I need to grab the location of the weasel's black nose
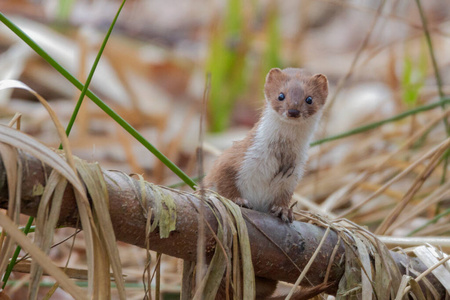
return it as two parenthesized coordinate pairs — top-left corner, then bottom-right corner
(288, 109), (300, 118)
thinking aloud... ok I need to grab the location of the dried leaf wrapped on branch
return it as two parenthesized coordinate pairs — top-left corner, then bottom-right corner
(0, 125), (448, 299)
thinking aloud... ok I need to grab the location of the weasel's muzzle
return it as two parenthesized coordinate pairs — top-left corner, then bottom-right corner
(288, 109), (300, 118)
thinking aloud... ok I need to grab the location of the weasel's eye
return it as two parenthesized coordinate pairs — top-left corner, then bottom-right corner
(278, 93), (285, 101)
(305, 96), (313, 104)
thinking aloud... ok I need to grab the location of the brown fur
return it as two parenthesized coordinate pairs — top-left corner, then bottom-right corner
(204, 127), (255, 202)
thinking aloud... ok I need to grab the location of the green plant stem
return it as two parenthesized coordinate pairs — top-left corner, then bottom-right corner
(20, 225), (35, 233)
(2, 216), (34, 288)
(62, 0), (126, 143)
(0, 12), (196, 190)
(311, 97), (450, 147)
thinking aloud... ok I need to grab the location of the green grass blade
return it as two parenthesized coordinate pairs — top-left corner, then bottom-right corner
(56, 0), (75, 22)
(407, 207), (450, 237)
(63, 0), (126, 142)
(206, 0), (248, 133)
(0, 12), (196, 189)
(311, 97), (450, 147)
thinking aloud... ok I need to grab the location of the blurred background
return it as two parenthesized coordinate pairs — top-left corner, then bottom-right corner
(0, 0), (449, 298)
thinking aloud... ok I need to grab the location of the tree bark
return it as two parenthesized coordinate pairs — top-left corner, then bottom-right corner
(0, 152), (446, 298)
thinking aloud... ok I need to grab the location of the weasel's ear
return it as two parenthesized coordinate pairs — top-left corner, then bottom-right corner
(312, 74), (328, 98)
(265, 68), (286, 100)
(265, 68), (285, 85)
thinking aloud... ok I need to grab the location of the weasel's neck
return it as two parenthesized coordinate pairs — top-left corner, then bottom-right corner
(252, 106), (320, 151)
(236, 105), (321, 212)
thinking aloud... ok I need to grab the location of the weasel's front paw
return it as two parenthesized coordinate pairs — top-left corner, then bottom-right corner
(234, 197), (253, 209)
(271, 205), (293, 223)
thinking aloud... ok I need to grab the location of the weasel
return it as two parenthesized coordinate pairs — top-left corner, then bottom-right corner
(204, 67), (328, 222)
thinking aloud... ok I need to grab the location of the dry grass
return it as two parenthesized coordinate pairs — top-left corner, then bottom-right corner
(0, 0), (449, 299)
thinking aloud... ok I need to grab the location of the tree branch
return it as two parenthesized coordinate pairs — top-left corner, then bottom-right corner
(0, 152), (446, 297)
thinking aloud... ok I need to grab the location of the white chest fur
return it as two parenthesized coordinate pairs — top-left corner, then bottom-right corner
(236, 107), (320, 212)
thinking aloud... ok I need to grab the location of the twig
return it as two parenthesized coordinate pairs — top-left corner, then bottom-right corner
(332, 110), (448, 216)
(285, 227), (331, 300)
(195, 73), (211, 297)
(375, 138), (450, 235)
(338, 136), (450, 218)
(324, 0), (386, 109)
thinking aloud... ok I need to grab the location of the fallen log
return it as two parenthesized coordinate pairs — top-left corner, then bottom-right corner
(0, 151), (446, 298)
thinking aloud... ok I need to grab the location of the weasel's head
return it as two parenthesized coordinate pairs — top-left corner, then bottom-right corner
(264, 68), (328, 122)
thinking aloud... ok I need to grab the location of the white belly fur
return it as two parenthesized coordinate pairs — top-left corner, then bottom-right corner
(236, 107), (319, 212)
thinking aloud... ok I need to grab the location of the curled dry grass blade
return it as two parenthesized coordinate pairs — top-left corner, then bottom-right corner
(192, 201), (227, 299)
(207, 192), (255, 299)
(297, 213), (404, 299)
(30, 170), (66, 300)
(217, 193), (255, 299)
(395, 276), (426, 300)
(338, 224), (401, 299)
(393, 248), (449, 299)
(0, 114), (127, 298)
(353, 236), (373, 300)
(0, 80), (97, 296)
(75, 158), (126, 299)
(180, 191), (230, 299)
(5, 1), (126, 293)
(0, 144), (20, 284)
(180, 191), (234, 299)
(177, 190), (254, 299)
